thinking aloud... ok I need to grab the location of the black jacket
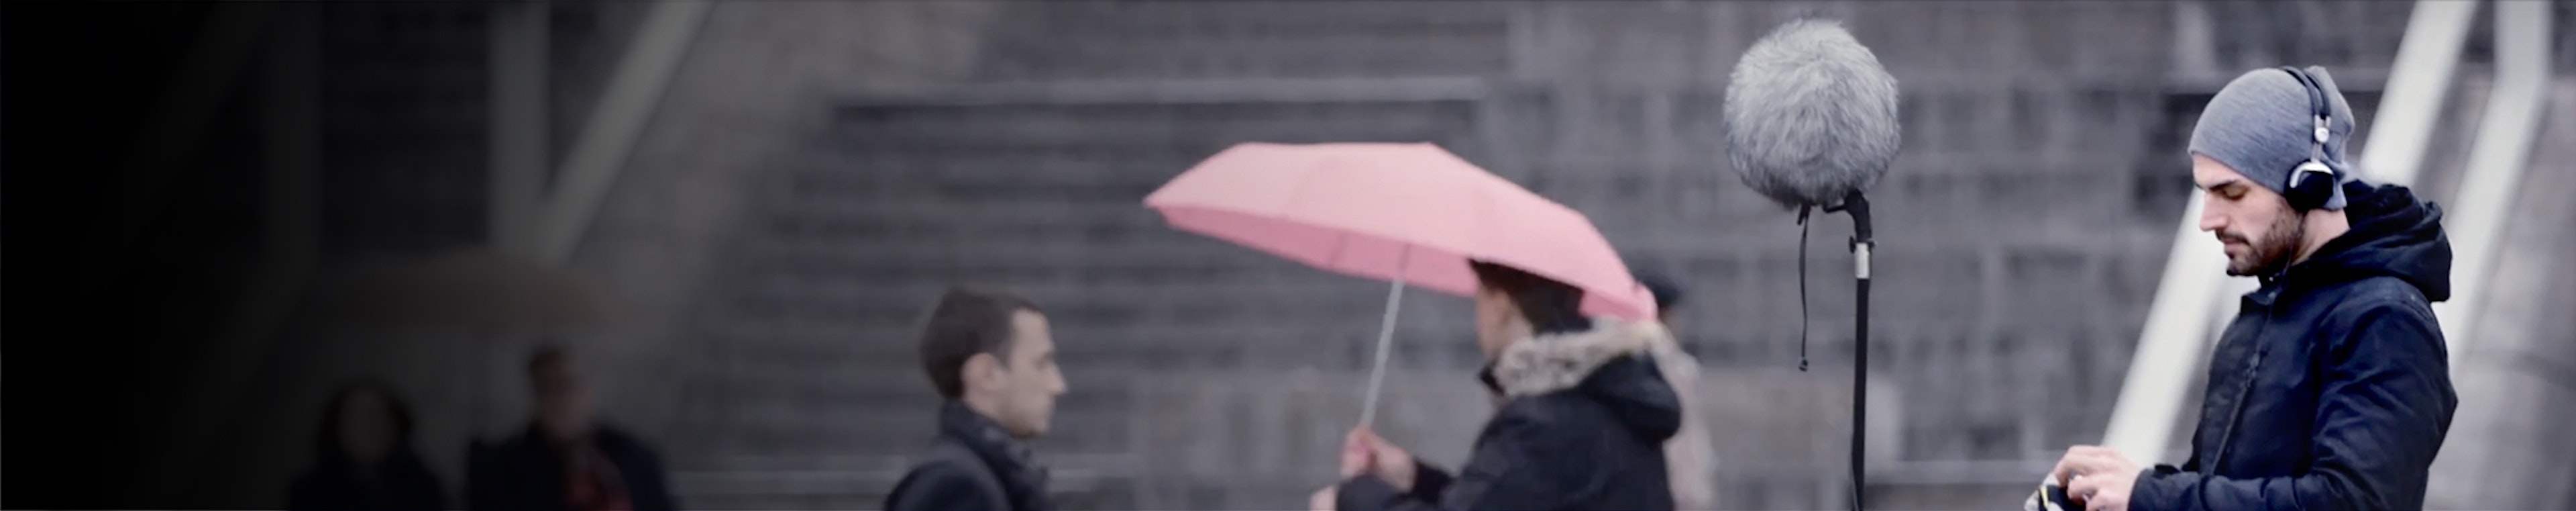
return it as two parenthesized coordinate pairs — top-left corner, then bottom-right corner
(1339, 319), (1684, 511)
(287, 450), (447, 511)
(2130, 181), (2459, 511)
(465, 423), (678, 511)
(883, 402), (1055, 511)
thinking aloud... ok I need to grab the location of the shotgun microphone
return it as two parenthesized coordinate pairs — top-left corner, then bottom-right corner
(1721, 17), (1904, 511)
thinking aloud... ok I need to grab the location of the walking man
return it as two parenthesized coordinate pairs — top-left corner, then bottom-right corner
(884, 287), (1067, 511)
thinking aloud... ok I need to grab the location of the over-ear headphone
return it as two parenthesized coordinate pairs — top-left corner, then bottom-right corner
(2277, 66), (2339, 212)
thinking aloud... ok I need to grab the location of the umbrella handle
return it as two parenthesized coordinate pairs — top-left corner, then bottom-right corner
(1358, 278), (1405, 428)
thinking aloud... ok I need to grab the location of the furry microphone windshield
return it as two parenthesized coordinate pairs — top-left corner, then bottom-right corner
(1722, 17), (1902, 210)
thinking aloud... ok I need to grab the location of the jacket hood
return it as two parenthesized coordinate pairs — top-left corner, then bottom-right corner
(2272, 181), (2453, 301)
(1491, 318), (1684, 441)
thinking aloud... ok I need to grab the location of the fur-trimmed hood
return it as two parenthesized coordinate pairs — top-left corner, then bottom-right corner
(1491, 317), (1720, 510)
(1494, 318), (1674, 396)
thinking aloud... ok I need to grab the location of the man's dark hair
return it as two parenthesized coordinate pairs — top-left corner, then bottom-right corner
(1637, 272), (1686, 312)
(917, 287), (1044, 399)
(1468, 261), (1590, 335)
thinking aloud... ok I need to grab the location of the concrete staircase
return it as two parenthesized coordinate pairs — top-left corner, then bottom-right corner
(668, 96), (1491, 509)
(964, 1), (1511, 81)
(623, 2), (2448, 510)
(161, 3), (660, 506)
(655, 3), (1524, 508)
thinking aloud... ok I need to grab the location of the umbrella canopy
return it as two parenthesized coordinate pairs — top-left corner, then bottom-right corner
(1144, 142), (1655, 320)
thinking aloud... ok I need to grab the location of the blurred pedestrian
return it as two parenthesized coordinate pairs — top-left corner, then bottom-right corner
(2045, 66), (2456, 511)
(1634, 271), (1715, 510)
(288, 379), (446, 511)
(883, 287), (1067, 511)
(466, 346), (677, 511)
(1320, 260), (1684, 510)
(1639, 273), (1687, 330)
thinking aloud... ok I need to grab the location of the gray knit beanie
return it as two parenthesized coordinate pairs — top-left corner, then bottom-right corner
(2188, 65), (2359, 210)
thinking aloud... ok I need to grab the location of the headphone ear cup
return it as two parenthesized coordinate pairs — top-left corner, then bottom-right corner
(2286, 162), (2336, 211)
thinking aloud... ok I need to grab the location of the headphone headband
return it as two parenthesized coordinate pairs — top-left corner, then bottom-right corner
(2276, 66), (2339, 212)
(2278, 66), (2330, 144)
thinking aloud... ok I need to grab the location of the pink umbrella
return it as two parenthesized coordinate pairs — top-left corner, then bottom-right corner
(1144, 142), (1654, 424)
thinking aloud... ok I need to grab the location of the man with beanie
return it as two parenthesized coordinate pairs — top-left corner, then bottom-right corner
(2043, 66), (2457, 511)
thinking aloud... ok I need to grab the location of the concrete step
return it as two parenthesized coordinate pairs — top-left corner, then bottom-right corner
(825, 99), (1480, 151)
(1018, 1), (1511, 32)
(702, 314), (1476, 377)
(782, 150), (1253, 197)
(682, 393), (1141, 457)
(723, 236), (1292, 281)
(723, 252), (1377, 306)
(968, 3), (1509, 81)
(977, 36), (1506, 81)
(707, 310), (1466, 362)
(753, 199), (1183, 245)
(984, 15), (1507, 49)
(711, 291), (1454, 345)
(673, 452), (1144, 510)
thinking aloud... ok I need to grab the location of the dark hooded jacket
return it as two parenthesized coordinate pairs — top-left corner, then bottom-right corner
(2129, 181), (2459, 511)
(883, 401), (1055, 511)
(1339, 318), (1684, 511)
(287, 449), (447, 511)
(465, 423), (678, 511)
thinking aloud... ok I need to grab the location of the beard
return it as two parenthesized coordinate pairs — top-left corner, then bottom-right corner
(2222, 212), (2307, 277)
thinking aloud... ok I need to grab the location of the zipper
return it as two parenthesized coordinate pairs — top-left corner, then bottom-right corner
(2204, 314), (2273, 473)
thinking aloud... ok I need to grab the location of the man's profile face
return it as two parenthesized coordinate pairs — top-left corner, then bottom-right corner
(983, 310), (1065, 439)
(2193, 154), (2306, 277)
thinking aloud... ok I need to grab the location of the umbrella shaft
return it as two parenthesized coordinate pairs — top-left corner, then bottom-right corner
(1359, 278), (1405, 428)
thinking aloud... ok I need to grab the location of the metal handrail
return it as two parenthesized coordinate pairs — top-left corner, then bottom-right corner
(534, 0), (714, 264)
(2430, 0), (2553, 359)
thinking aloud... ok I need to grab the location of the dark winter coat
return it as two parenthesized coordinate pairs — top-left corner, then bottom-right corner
(2130, 181), (2459, 511)
(287, 450), (447, 511)
(465, 423), (679, 511)
(1338, 318), (1687, 511)
(882, 401), (1055, 511)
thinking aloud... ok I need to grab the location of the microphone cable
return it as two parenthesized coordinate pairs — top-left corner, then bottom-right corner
(1796, 205), (1812, 372)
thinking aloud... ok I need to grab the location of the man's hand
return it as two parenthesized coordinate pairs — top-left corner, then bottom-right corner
(2051, 445), (2140, 511)
(1344, 426), (1417, 491)
(1309, 485), (1336, 511)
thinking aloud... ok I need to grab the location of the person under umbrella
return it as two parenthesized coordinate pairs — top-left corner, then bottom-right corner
(1462, 271), (1717, 510)
(1140, 142), (1679, 509)
(1318, 260), (1690, 511)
